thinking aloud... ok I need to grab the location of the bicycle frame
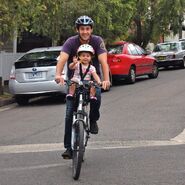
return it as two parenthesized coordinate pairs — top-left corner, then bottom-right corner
(65, 79), (100, 180)
(71, 81), (90, 150)
(65, 79), (99, 180)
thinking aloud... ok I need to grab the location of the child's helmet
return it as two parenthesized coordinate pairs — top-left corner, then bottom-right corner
(75, 15), (94, 29)
(77, 44), (94, 55)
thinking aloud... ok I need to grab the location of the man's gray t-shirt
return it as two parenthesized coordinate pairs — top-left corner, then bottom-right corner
(61, 35), (107, 79)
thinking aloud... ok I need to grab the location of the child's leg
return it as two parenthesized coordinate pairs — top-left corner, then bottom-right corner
(69, 84), (76, 95)
(66, 84), (76, 99)
(90, 86), (97, 100)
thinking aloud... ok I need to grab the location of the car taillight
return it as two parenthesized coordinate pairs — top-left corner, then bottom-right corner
(112, 57), (121, 63)
(10, 65), (16, 79)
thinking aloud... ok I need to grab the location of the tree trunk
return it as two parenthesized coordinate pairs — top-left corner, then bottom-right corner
(134, 16), (142, 46)
(179, 17), (182, 39)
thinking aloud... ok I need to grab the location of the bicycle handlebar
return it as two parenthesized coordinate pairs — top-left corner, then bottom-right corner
(64, 80), (102, 89)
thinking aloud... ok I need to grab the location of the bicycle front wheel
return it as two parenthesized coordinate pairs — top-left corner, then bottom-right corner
(72, 120), (84, 180)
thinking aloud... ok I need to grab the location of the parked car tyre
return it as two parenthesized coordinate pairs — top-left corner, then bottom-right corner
(180, 57), (185, 69)
(148, 63), (159, 79)
(15, 96), (29, 106)
(127, 66), (136, 84)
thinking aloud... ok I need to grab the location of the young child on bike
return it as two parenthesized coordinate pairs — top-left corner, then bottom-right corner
(66, 44), (101, 101)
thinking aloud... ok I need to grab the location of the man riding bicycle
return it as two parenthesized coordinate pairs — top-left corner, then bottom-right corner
(55, 15), (110, 159)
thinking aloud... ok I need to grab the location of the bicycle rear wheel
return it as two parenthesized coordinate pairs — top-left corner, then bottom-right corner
(72, 120), (84, 180)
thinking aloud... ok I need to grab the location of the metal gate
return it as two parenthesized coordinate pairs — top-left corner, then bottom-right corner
(0, 52), (25, 83)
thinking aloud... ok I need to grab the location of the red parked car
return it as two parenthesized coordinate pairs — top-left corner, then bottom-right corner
(107, 41), (159, 83)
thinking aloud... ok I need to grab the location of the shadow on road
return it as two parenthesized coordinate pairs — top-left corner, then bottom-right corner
(112, 76), (150, 86)
(159, 66), (184, 71)
(21, 95), (66, 107)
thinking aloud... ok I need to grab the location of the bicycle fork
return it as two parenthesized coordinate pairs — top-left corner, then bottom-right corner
(71, 112), (90, 150)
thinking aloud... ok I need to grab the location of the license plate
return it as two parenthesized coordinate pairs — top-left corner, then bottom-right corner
(27, 72), (42, 79)
(158, 56), (166, 60)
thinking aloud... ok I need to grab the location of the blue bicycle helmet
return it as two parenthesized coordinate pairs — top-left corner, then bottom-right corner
(75, 15), (94, 29)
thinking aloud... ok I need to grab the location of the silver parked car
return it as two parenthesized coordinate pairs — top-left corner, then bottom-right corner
(9, 46), (67, 105)
(151, 40), (185, 69)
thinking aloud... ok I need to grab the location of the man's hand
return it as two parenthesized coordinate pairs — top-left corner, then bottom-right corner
(55, 75), (65, 85)
(102, 80), (111, 90)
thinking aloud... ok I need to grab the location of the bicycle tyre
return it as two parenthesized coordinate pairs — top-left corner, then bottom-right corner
(72, 120), (84, 180)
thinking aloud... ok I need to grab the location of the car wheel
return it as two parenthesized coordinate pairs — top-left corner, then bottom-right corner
(148, 63), (159, 79)
(15, 96), (29, 106)
(127, 66), (136, 84)
(179, 57), (185, 69)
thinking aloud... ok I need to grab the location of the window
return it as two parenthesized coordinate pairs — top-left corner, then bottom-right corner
(19, 51), (60, 61)
(154, 42), (180, 52)
(170, 43), (179, 51)
(128, 44), (139, 55)
(181, 42), (185, 50)
(107, 45), (124, 54)
(135, 45), (146, 55)
(15, 50), (60, 69)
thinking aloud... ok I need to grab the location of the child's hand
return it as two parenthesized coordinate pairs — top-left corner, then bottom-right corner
(73, 56), (79, 65)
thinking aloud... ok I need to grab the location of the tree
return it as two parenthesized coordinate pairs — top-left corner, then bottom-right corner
(0, 0), (45, 49)
(157, 0), (185, 39)
(30, 0), (136, 45)
(127, 0), (185, 48)
(0, 0), (138, 47)
(1, 0), (184, 49)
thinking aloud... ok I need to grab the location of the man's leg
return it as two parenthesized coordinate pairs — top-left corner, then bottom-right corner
(64, 98), (74, 149)
(89, 87), (101, 134)
(62, 98), (74, 159)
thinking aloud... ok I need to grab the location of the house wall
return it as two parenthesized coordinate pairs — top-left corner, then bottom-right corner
(165, 30), (185, 42)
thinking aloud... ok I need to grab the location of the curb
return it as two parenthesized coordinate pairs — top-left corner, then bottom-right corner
(0, 98), (15, 107)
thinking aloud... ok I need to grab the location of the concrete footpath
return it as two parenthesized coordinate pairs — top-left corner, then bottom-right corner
(0, 97), (15, 107)
(0, 85), (15, 107)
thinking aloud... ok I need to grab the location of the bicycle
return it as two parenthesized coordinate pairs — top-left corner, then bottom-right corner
(65, 79), (100, 180)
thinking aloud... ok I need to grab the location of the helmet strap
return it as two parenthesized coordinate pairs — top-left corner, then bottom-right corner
(79, 63), (91, 81)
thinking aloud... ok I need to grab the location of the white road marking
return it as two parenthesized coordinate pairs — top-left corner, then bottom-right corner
(0, 143), (64, 154)
(171, 128), (185, 143)
(0, 163), (70, 172)
(0, 104), (16, 112)
(0, 139), (184, 154)
(0, 137), (185, 172)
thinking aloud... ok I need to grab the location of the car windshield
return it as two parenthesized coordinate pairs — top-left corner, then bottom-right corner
(18, 51), (60, 62)
(153, 43), (180, 52)
(15, 50), (60, 69)
(107, 45), (124, 54)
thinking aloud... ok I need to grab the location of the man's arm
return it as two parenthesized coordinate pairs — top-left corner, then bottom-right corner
(98, 52), (111, 90)
(55, 51), (69, 85)
(92, 72), (101, 84)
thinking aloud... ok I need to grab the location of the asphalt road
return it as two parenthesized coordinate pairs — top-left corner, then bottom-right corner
(0, 67), (185, 185)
